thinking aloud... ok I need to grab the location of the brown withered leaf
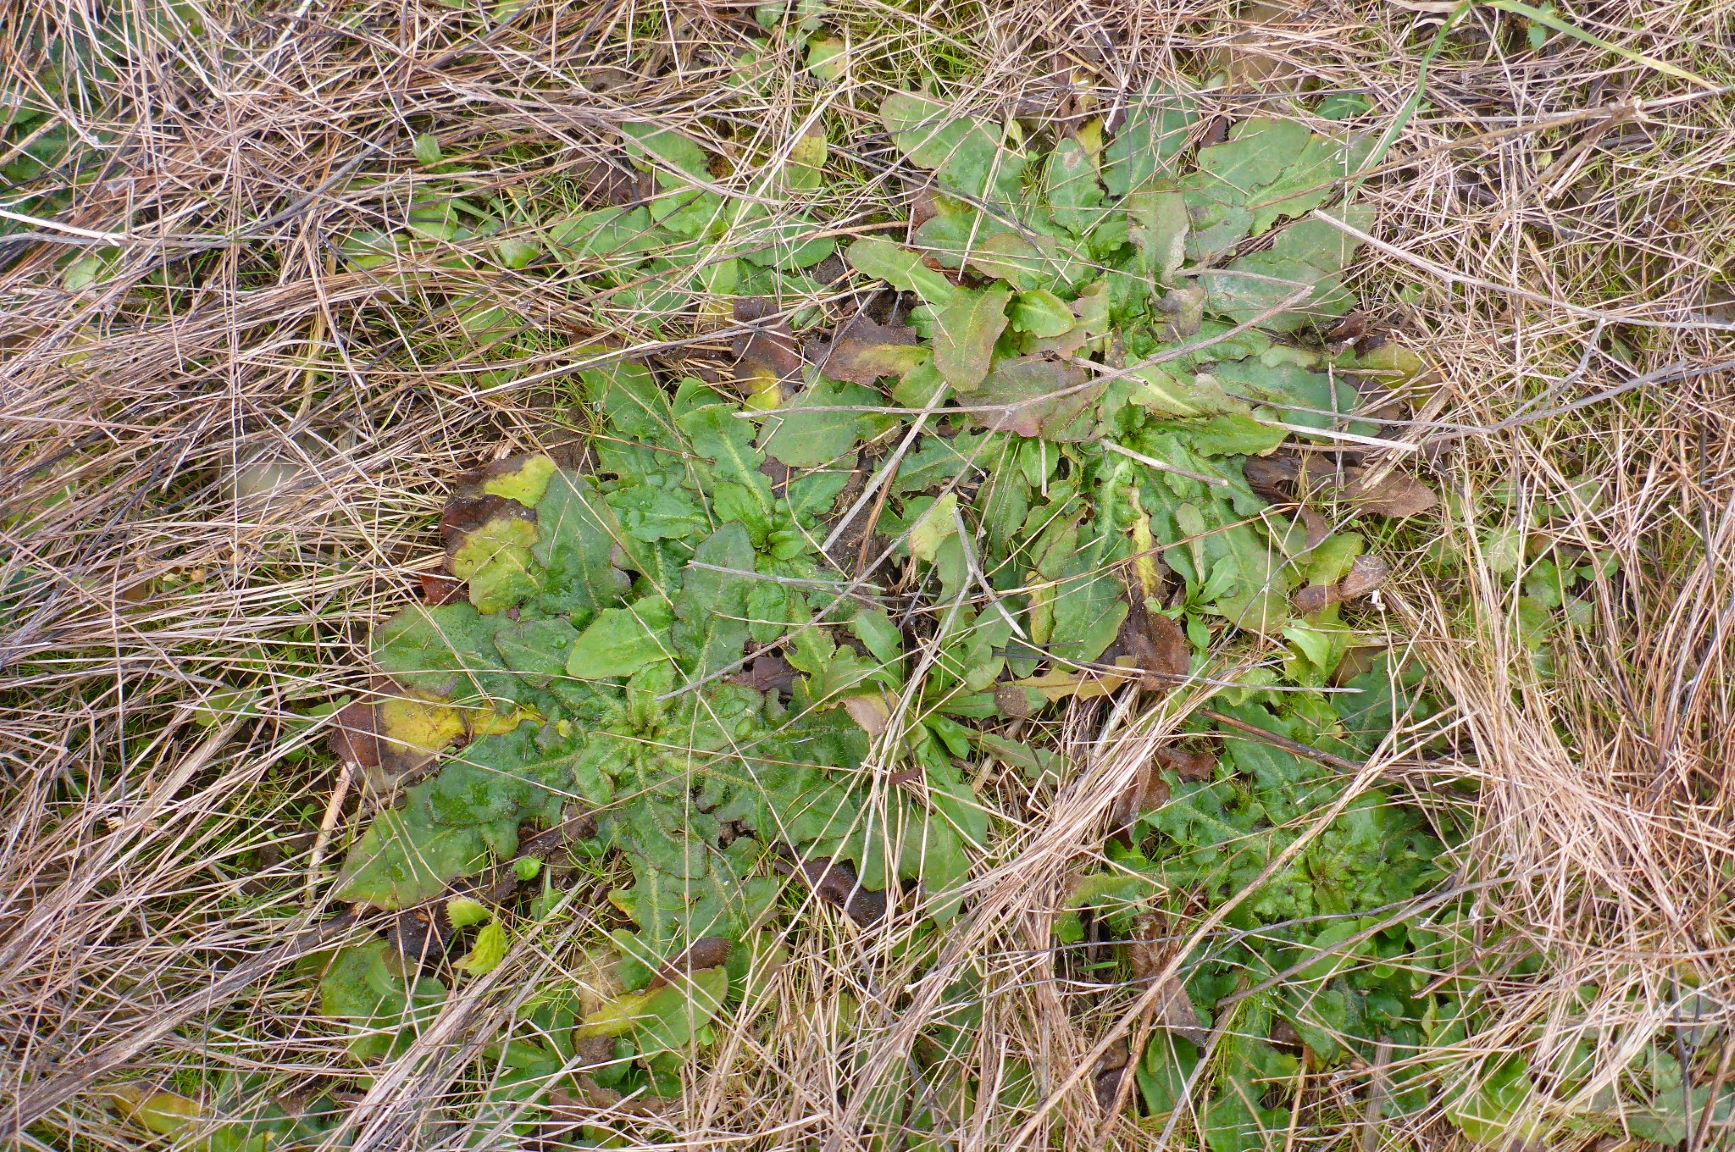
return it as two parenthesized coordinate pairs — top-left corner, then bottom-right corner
(970, 355), (1103, 440)
(815, 311), (924, 385)
(1342, 466), (1437, 518)
(1110, 757), (1171, 833)
(731, 298), (804, 395)
(439, 491), (522, 555)
(387, 906), (455, 977)
(1325, 311), (1374, 347)
(1337, 553), (1389, 600)
(727, 654), (796, 696)
(550, 1077), (676, 1117)
(1118, 608), (1190, 683)
(329, 699), (383, 780)
(1292, 583), (1335, 614)
(1298, 506), (1331, 551)
(647, 937), (732, 990)
(575, 157), (641, 208)
(794, 857), (887, 925)
(1093, 1037), (1133, 1111)
(842, 693), (891, 739)
(1155, 745), (1216, 782)
(1243, 453), (1304, 502)
(420, 572), (465, 606)
(1152, 973), (1211, 1044)
(994, 681), (1040, 719)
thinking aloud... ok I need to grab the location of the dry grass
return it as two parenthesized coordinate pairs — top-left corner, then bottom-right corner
(3, 0), (1733, 1149)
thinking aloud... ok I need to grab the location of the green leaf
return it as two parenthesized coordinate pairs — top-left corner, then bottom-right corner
(1131, 362), (1251, 418)
(1103, 87), (1199, 196)
(533, 470), (632, 617)
(672, 525), (756, 679)
(879, 92), (1025, 203)
(1007, 289), (1075, 338)
(1041, 136), (1106, 235)
(318, 941), (447, 1061)
(759, 377), (882, 467)
(567, 595), (676, 679)
(932, 286), (1011, 392)
(1126, 186), (1189, 284)
(450, 515), (541, 615)
(335, 808), (492, 909)
(455, 919), (509, 975)
(1197, 207), (1373, 331)
(480, 454), (557, 507)
(845, 238), (958, 306)
(1180, 119), (1368, 264)
(910, 492), (959, 562)
(446, 896), (491, 930)
(549, 206), (661, 261)
(969, 356), (1104, 441)
(374, 604), (507, 701)
(1152, 413), (1287, 457)
(675, 378), (769, 487)
(577, 966), (729, 1056)
(620, 122), (712, 179)
(1446, 1059), (1537, 1145)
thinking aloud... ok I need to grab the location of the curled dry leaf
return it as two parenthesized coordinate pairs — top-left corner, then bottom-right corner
(1292, 583), (1333, 614)
(1343, 466), (1437, 518)
(1118, 607), (1190, 683)
(647, 936), (732, 990)
(792, 857), (887, 926)
(1337, 553), (1390, 600)
(1093, 1036), (1133, 1111)
(1293, 552), (1390, 614)
(1242, 452), (1437, 519)
(1110, 757), (1171, 833)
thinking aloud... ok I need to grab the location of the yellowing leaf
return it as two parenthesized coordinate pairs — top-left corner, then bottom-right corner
(377, 695), (467, 756)
(1014, 666), (1131, 702)
(455, 919), (509, 975)
(446, 896), (491, 929)
(105, 1085), (202, 1135)
(842, 693), (892, 739)
(910, 492), (959, 562)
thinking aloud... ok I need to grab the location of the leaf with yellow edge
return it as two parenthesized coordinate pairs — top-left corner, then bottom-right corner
(481, 454), (557, 507)
(449, 515), (541, 614)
